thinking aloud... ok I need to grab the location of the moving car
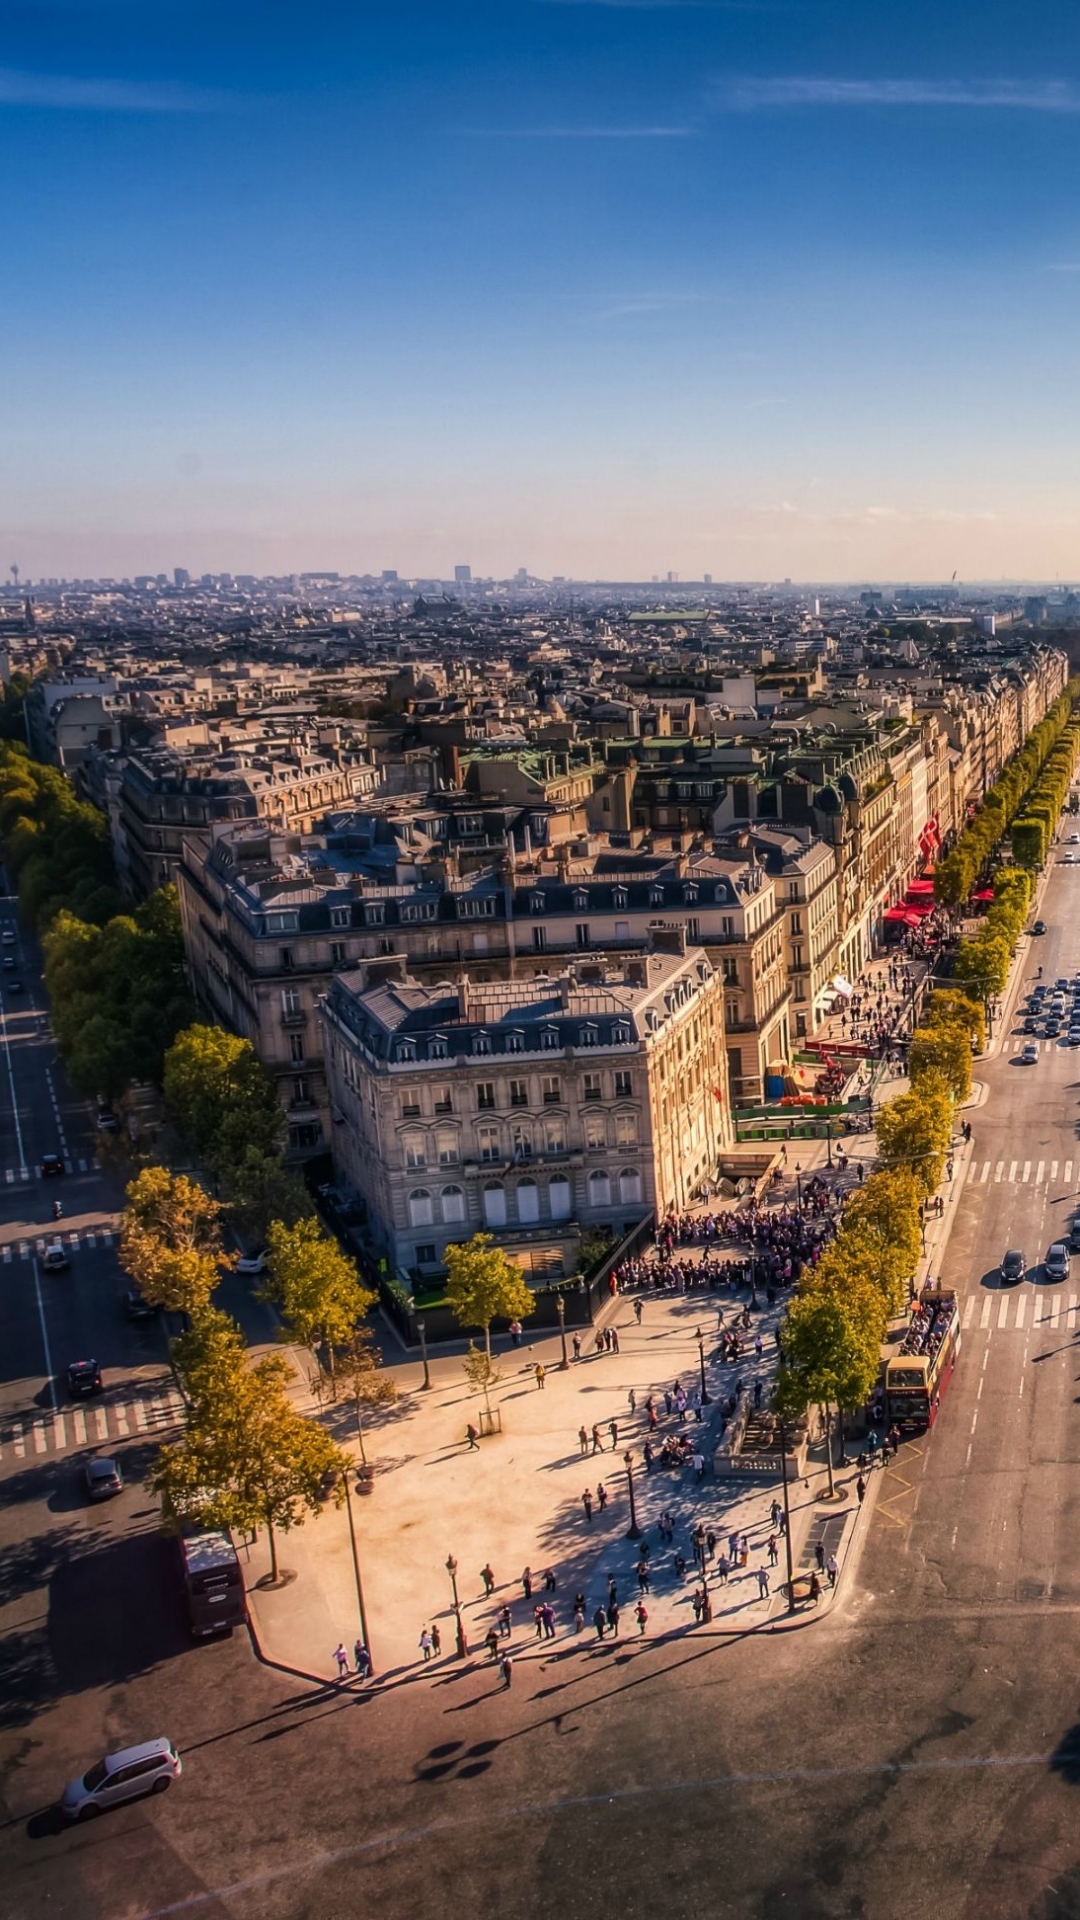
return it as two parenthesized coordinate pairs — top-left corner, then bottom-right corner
(84, 1455), (123, 1501)
(1022, 1015), (1038, 1033)
(95, 1107), (120, 1134)
(42, 1242), (69, 1272)
(122, 1288), (158, 1322)
(1021, 1041), (1039, 1063)
(1069, 1218), (1080, 1254)
(1001, 1249), (1026, 1285)
(40, 1153), (64, 1176)
(1046, 1242), (1071, 1282)
(1032, 920), (1048, 934)
(60, 1739), (181, 1820)
(0, 930), (13, 945)
(234, 1247), (267, 1276)
(7, 979), (23, 992)
(66, 1359), (103, 1398)
(1, 957), (13, 971)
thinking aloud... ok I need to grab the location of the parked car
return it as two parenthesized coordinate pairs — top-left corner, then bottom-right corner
(66, 1359), (103, 1398)
(1046, 1243), (1071, 1282)
(122, 1288), (158, 1322)
(1068, 1218), (1080, 1254)
(95, 1107), (120, 1134)
(84, 1455), (123, 1501)
(60, 1739), (181, 1820)
(1001, 1249), (1026, 1285)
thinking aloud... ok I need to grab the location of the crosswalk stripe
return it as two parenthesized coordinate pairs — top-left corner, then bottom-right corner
(1052, 1161), (1060, 1183)
(963, 1295), (976, 1329)
(1069, 1294), (1079, 1321)
(980, 1295), (993, 1329)
(1036, 1160), (1045, 1186)
(980, 1161), (990, 1183)
(93, 1407), (108, 1441)
(13, 1426), (24, 1457)
(53, 1413), (66, 1451)
(995, 1162), (1004, 1183)
(1022, 1162), (1032, 1183)
(1052, 1297), (1062, 1329)
(135, 1398), (148, 1431)
(114, 1404), (129, 1435)
(72, 1408), (86, 1444)
(1016, 1293), (1026, 1327)
(1009, 1161), (1018, 1183)
(998, 1294), (1010, 1327)
(1034, 1293), (1044, 1324)
(33, 1419), (47, 1454)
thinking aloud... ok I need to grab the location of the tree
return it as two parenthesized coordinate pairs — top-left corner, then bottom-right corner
(443, 1233), (535, 1360)
(336, 1329), (398, 1463)
(933, 848), (974, 910)
(952, 933), (1010, 999)
(908, 1021), (972, 1103)
(171, 1306), (251, 1412)
(42, 889), (191, 1099)
(924, 989), (985, 1053)
(224, 1146), (311, 1245)
(153, 1343), (346, 1584)
(462, 1341), (502, 1417)
(774, 1278), (885, 1494)
(163, 1025), (282, 1180)
(119, 1165), (229, 1315)
(263, 1218), (376, 1389)
(874, 1073), (953, 1197)
(837, 1168), (922, 1314)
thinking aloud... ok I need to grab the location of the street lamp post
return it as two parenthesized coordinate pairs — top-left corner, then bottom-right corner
(694, 1325), (711, 1405)
(825, 1116), (834, 1170)
(343, 1469), (375, 1675)
(417, 1315), (431, 1391)
(623, 1450), (641, 1541)
(779, 1419), (796, 1615)
(445, 1552), (467, 1659)
(795, 1163), (803, 1211)
(556, 1290), (569, 1370)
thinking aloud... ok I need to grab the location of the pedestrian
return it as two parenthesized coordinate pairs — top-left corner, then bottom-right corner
(634, 1600), (648, 1635)
(466, 1422), (479, 1450)
(418, 1629), (433, 1663)
(888, 1423), (901, 1457)
(611, 1327), (620, 1354)
(486, 1626), (500, 1660)
(591, 1424), (602, 1454)
(579, 1424), (589, 1457)
(809, 1572), (822, 1605)
(522, 1566), (533, 1599)
(509, 1319), (522, 1348)
(534, 1605), (544, 1640)
(542, 1603), (556, 1639)
(572, 1333), (582, 1362)
(431, 1622), (442, 1656)
(628, 1388), (637, 1416)
(634, 1298), (643, 1324)
(596, 1481), (608, 1510)
(500, 1653), (513, 1688)
(609, 1419), (619, 1449)
(856, 1474), (867, 1506)
(664, 1390), (673, 1418)
(499, 1604), (512, 1636)
(770, 1499), (782, 1529)
(334, 1643), (350, 1681)
(738, 1534), (749, 1569)
(481, 1562), (495, 1596)
(693, 1450), (705, 1483)
(692, 1587), (704, 1623)
(607, 1600), (620, 1637)
(595, 1332), (605, 1356)
(593, 1606), (607, 1640)
(573, 1601), (585, 1634)
(674, 1550), (687, 1578)
(604, 1327), (613, 1353)
(637, 1560), (651, 1593)
(815, 1540), (826, 1573)
(728, 1530), (739, 1563)
(535, 1363), (546, 1390)
(607, 1574), (618, 1607)
(826, 1552), (838, 1589)
(757, 1568), (770, 1600)
(354, 1640), (371, 1678)
(717, 1552), (729, 1584)
(582, 1488), (594, 1522)
(767, 1533), (778, 1567)
(705, 1529), (716, 1560)
(544, 1567), (557, 1592)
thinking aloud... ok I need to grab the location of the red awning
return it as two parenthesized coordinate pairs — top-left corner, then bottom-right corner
(884, 906), (909, 922)
(971, 887), (994, 903)
(905, 878), (936, 897)
(907, 902), (935, 917)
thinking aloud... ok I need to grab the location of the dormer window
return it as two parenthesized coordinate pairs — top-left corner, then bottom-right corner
(429, 1035), (448, 1060)
(540, 1027), (560, 1050)
(613, 888), (627, 910)
(366, 903), (385, 926)
(649, 887), (664, 906)
(573, 891), (589, 911)
(265, 911), (299, 935)
(578, 1024), (598, 1047)
(684, 886), (698, 904)
(396, 1040), (416, 1063)
(506, 1030), (524, 1053)
(329, 906), (350, 929)
(531, 894), (545, 914)
(611, 1022), (631, 1044)
(473, 1031), (492, 1055)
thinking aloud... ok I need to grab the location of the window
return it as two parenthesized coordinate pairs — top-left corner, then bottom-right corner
(613, 888), (628, 910)
(792, 944), (804, 969)
(542, 1075), (561, 1105)
(533, 927), (547, 952)
(401, 900), (437, 922)
(509, 1078), (528, 1107)
(330, 906), (350, 929)
(531, 894), (545, 914)
(482, 1182), (507, 1227)
(292, 1077), (311, 1105)
(619, 1167), (643, 1205)
(266, 911), (298, 934)
(436, 1130), (459, 1166)
(415, 1243), (437, 1265)
(540, 1027), (559, 1050)
(460, 814), (483, 835)
(573, 890), (589, 911)
(615, 1112), (638, 1148)
(575, 923), (590, 950)
(433, 1086), (453, 1114)
(584, 1112), (607, 1150)
(290, 1121), (322, 1152)
(615, 920), (630, 942)
(721, 915), (734, 937)
(289, 1033), (305, 1064)
(506, 1031), (524, 1053)
(727, 1000), (739, 1025)
(378, 936), (395, 957)
(650, 887), (664, 906)
(473, 1031), (492, 1055)
(402, 1132), (427, 1169)
(588, 1169), (611, 1208)
(578, 1024), (598, 1046)
(511, 1122), (534, 1159)
(400, 1092), (421, 1118)
(281, 987), (301, 1017)
(549, 1174), (573, 1221)
(366, 903), (385, 926)
(687, 917), (700, 941)
(408, 1188), (434, 1228)
(788, 882), (800, 901)
(790, 912), (803, 935)
(476, 1081), (496, 1110)
(280, 948), (294, 972)
(441, 1185), (466, 1224)
(545, 1116), (566, 1153)
(395, 1041), (416, 1063)
(429, 1036), (448, 1059)
(722, 958), (738, 985)
(330, 941), (347, 966)
(611, 1022), (631, 1044)
(477, 1124), (501, 1163)
(516, 1178), (540, 1224)
(614, 1070), (632, 1098)
(583, 1073), (602, 1102)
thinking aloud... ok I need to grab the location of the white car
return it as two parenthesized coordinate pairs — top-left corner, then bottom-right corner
(60, 1738), (181, 1820)
(234, 1248), (267, 1276)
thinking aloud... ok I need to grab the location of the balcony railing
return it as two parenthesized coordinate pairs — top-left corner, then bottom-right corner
(280, 1008), (307, 1028)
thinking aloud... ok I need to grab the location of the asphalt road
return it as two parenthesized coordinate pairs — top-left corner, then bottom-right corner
(9, 859), (1080, 1920)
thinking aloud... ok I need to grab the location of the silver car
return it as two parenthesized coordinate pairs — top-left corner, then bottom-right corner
(61, 1738), (181, 1820)
(1046, 1243), (1071, 1283)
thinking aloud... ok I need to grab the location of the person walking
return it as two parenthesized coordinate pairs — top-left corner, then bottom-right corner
(543, 1567), (557, 1592)
(757, 1568), (770, 1600)
(717, 1551), (730, 1585)
(465, 1422), (480, 1451)
(485, 1626), (500, 1660)
(738, 1534), (749, 1569)
(767, 1533), (779, 1567)
(596, 1482), (608, 1511)
(634, 1600), (648, 1635)
(535, 1363), (546, 1390)
(815, 1540), (826, 1573)
(628, 1389), (637, 1416)
(591, 1424), (603, 1455)
(572, 1333), (582, 1362)
(534, 1605), (544, 1640)
(607, 1600), (620, 1637)
(856, 1474), (867, 1506)
(522, 1567), (533, 1600)
(573, 1600), (585, 1633)
(354, 1641), (371, 1678)
(634, 1298), (643, 1325)
(826, 1552), (839, 1589)
(498, 1604), (512, 1637)
(430, 1623), (442, 1656)
(418, 1629), (433, 1663)
(578, 1424), (589, 1457)
(481, 1562), (496, 1597)
(609, 1419), (619, 1450)
(593, 1605), (607, 1640)
(637, 1559), (651, 1593)
(809, 1572), (822, 1605)
(509, 1319), (523, 1348)
(500, 1653), (513, 1689)
(541, 1603), (556, 1640)
(333, 1643), (350, 1681)
(607, 1574), (618, 1608)
(581, 1488), (594, 1522)
(611, 1327), (620, 1354)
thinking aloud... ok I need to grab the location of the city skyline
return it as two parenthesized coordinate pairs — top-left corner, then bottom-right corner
(6, 1), (1080, 577)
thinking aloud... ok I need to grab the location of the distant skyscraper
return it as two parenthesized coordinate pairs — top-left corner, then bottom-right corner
(454, 564), (471, 584)
(174, 567), (190, 588)
(703, 573), (712, 586)
(666, 571), (677, 583)
(514, 567), (528, 585)
(381, 569), (399, 584)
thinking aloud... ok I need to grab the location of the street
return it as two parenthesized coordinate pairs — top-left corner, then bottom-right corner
(7, 857), (1080, 1920)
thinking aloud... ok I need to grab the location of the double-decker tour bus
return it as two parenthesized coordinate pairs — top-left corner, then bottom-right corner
(884, 1287), (961, 1433)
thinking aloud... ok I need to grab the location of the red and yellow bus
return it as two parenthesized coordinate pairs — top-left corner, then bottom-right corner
(884, 1288), (961, 1433)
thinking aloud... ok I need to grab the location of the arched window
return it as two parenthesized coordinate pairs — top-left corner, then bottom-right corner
(588, 1169), (611, 1209)
(408, 1188), (434, 1228)
(441, 1184), (467, 1224)
(516, 1178), (540, 1224)
(549, 1175), (573, 1221)
(482, 1182), (507, 1228)
(618, 1167), (643, 1206)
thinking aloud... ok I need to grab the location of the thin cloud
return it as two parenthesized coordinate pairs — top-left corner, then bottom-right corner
(720, 76), (1080, 113)
(0, 66), (241, 112)
(458, 125), (695, 138)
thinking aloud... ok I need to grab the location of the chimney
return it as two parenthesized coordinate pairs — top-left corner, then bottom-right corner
(457, 974), (472, 1022)
(558, 970), (576, 1009)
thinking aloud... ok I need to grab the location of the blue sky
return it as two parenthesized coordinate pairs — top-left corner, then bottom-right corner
(4, 0), (1080, 582)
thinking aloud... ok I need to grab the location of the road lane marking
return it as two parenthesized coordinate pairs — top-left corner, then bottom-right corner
(52, 1413), (66, 1451)
(93, 1407), (107, 1441)
(1009, 1161), (1018, 1182)
(13, 1426), (24, 1457)
(1022, 1161), (1032, 1183)
(72, 1408), (86, 1443)
(995, 1163), (1004, 1183)
(1036, 1160), (1045, 1185)
(114, 1403), (129, 1435)
(135, 1399), (148, 1431)
(33, 1419), (47, 1454)
(1070, 1294), (1079, 1322)
(1052, 1161), (1060, 1183)
(1052, 1297), (1062, 1328)
(1016, 1294), (1027, 1327)
(998, 1296), (1010, 1328)
(1068, 1161), (1075, 1183)
(980, 1162), (990, 1183)
(980, 1295), (992, 1329)
(1034, 1293), (1044, 1323)
(963, 1295), (976, 1329)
